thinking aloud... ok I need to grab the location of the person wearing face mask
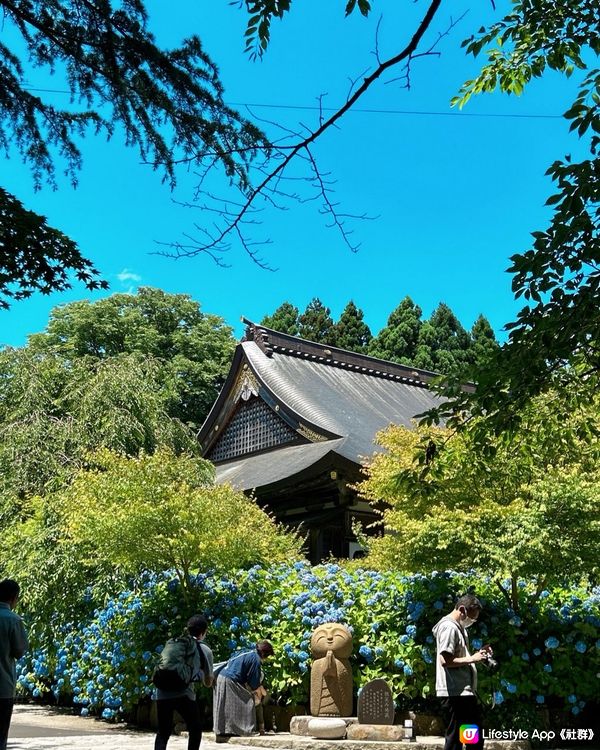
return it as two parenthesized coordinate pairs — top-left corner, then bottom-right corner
(432, 595), (491, 750)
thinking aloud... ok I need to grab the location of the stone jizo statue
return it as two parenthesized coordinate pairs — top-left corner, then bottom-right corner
(310, 622), (353, 717)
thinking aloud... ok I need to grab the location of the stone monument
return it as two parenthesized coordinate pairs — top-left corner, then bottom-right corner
(357, 678), (395, 725)
(310, 622), (353, 717)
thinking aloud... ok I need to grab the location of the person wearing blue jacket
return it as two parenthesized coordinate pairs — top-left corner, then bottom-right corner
(213, 640), (273, 742)
(0, 579), (28, 750)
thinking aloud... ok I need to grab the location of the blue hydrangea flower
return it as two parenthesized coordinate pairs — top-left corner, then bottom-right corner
(536, 695), (545, 704)
(543, 664), (552, 673)
(545, 636), (559, 649)
(575, 641), (587, 653)
(359, 645), (373, 663)
(493, 691), (504, 705)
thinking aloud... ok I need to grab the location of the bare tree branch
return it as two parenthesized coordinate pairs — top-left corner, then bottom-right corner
(162, 0), (443, 265)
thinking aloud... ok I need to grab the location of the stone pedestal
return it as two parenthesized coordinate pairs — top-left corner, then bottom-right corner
(347, 723), (406, 742)
(290, 715), (358, 736)
(308, 717), (347, 739)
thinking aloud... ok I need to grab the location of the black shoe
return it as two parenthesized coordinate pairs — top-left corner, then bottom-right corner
(215, 735), (230, 744)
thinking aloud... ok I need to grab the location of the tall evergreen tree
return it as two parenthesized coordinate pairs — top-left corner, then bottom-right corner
(260, 302), (300, 335)
(469, 315), (500, 371)
(413, 321), (437, 372)
(368, 296), (423, 364)
(298, 298), (335, 344)
(329, 301), (372, 353)
(414, 302), (471, 376)
(1, 1), (268, 306)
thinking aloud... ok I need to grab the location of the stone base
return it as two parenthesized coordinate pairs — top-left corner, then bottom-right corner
(347, 724), (406, 742)
(307, 718), (347, 739)
(290, 716), (358, 736)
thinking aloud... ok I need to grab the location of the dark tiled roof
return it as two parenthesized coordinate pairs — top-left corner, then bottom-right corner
(206, 322), (445, 490)
(215, 438), (347, 490)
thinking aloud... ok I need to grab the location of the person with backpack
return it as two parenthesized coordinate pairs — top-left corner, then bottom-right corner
(213, 640), (274, 743)
(153, 614), (214, 750)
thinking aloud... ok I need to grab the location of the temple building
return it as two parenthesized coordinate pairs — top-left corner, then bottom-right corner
(198, 320), (443, 563)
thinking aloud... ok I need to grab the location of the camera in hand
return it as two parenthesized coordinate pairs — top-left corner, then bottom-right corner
(482, 644), (497, 669)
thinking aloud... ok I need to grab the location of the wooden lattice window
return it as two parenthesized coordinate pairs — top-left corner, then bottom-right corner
(207, 397), (300, 462)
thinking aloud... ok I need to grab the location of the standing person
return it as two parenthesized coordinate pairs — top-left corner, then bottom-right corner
(432, 595), (491, 750)
(0, 579), (28, 750)
(213, 640), (274, 743)
(154, 614), (214, 750)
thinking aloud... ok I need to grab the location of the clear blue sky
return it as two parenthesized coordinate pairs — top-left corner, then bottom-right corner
(1, 0), (581, 347)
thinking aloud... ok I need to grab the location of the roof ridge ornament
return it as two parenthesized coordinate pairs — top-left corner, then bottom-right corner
(232, 366), (260, 403)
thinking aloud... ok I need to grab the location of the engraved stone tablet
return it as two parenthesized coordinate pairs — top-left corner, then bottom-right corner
(357, 678), (394, 725)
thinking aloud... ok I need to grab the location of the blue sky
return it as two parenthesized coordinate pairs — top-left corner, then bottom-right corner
(1, 0), (581, 347)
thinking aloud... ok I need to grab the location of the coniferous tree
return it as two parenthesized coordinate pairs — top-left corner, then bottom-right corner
(469, 315), (500, 370)
(260, 302), (300, 335)
(413, 321), (437, 372)
(414, 302), (471, 376)
(0, 1), (267, 307)
(368, 296), (423, 364)
(298, 298), (335, 343)
(329, 301), (372, 353)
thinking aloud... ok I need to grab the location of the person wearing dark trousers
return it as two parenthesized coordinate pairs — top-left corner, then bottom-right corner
(0, 579), (28, 750)
(154, 614), (214, 750)
(432, 594), (491, 750)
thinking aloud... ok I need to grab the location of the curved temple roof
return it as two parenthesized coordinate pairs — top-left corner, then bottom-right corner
(199, 321), (446, 491)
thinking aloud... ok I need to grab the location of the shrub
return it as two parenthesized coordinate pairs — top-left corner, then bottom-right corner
(17, 565), (599, 728)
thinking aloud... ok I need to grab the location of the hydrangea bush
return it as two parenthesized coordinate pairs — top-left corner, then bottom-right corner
(17, 564), (600, 728)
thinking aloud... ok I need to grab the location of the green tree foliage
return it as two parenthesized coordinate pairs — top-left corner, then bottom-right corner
(0, 449), (303, 630)
(57, 449), (303, 591)
(358, 393), (600, 609)
(442, 0), (600, 426)
(240, 0), (371, 59)
(468, 314), (500, 372)
(0, 188), (107, 308)
(298, 297), (335, 343)
(368, 296), (423, 364)
(0, 348), (198, 512)
(0, 0), (267, 305)
(260, 301), (300, 335)
(329, 300), (372, 352)
(413, 302), (472, 376)
(28, 287), (235, 428)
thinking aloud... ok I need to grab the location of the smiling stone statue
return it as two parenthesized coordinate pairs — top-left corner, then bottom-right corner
(310, 622), (353, 717)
